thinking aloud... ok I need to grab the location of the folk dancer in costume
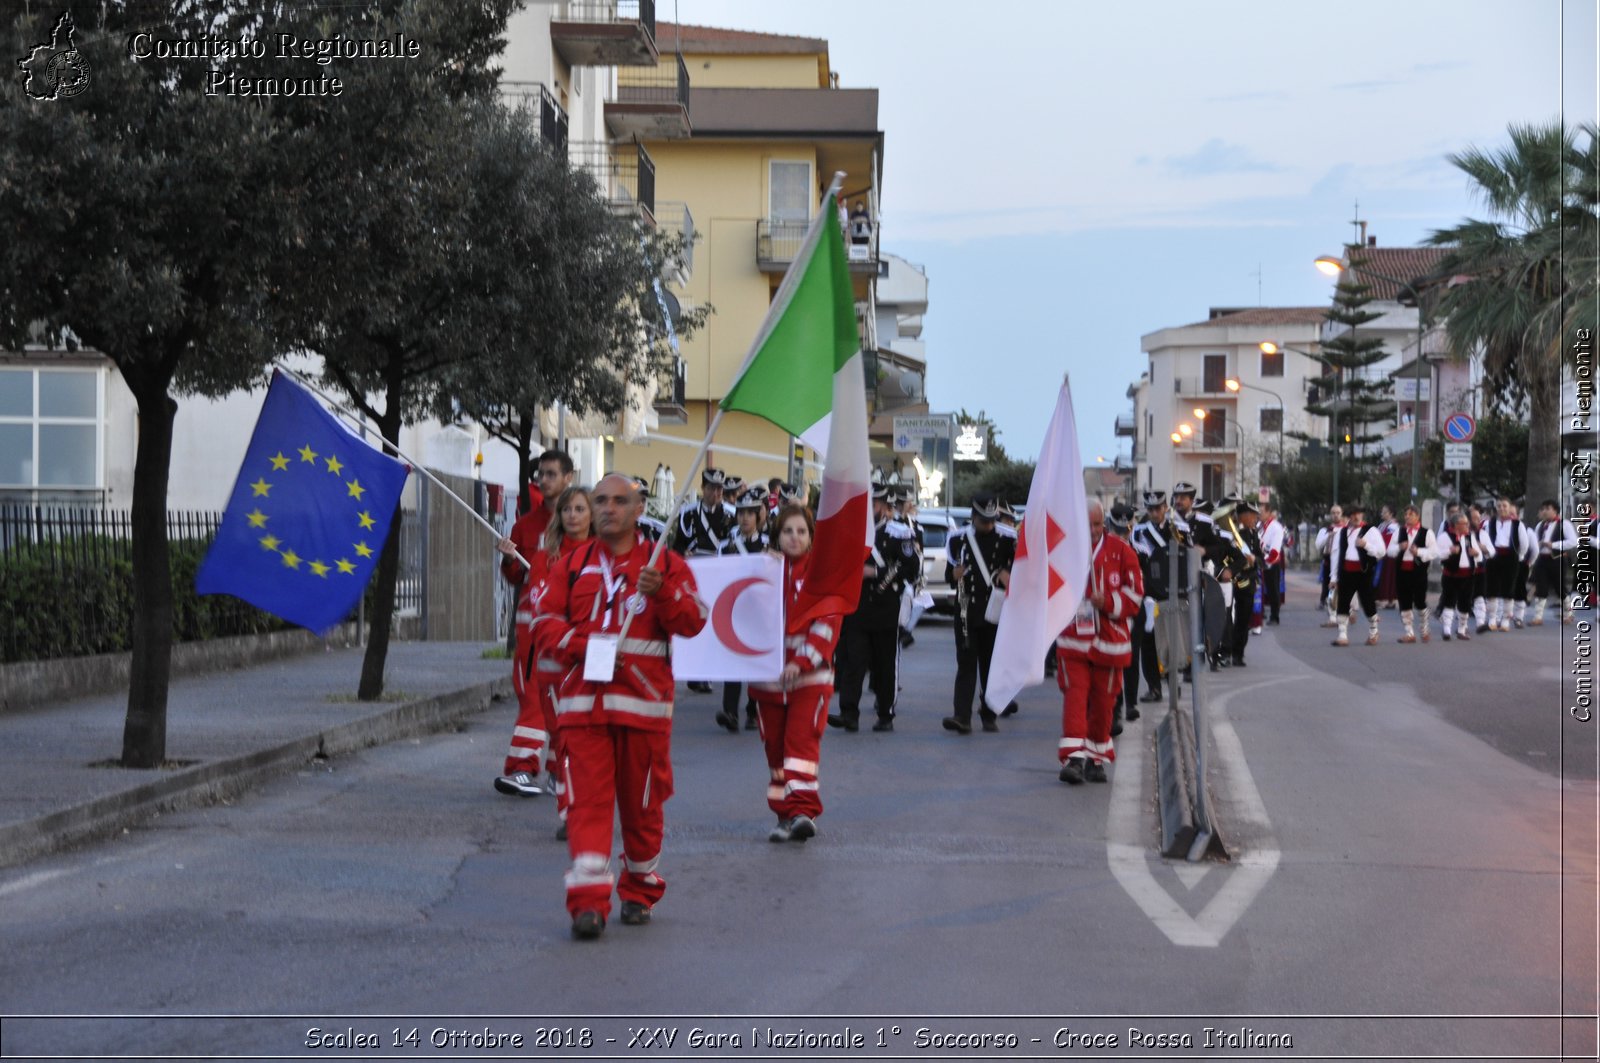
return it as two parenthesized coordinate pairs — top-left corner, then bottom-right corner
(1437, 513), (1484, 641)
(1328, 502), (1387, 647)
(1509, 498), (1539, 628)
(1387, 504), (1437, 643)
(1128, 491), (1181, 710)
(1531, 499), (1579, 625)
(1218, 500), (1262, 667)
(1467, 503), (1493, 633)
(531, 474), (708, 940)
(1056, 502), (1143, 785)
(1315, 505), (1346, 627)
(715, 487), (771, 733)
(1259, 500), (1286, 625)
(494, 486), (594, 813)
(749, 505), (842, 843)
(1375, 505), (1401, 609)
(828, 484), (919, 733)
(1432, 502), (1462, 624)
(673, 467), (733, 693)
(941, 493), (1016, 735)
(1483, 496), (1531, 632)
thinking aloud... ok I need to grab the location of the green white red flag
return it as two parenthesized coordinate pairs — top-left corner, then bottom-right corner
(720, 184), (871, 625)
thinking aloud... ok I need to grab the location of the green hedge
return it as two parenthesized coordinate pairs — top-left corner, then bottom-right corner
(1, 535), (289, 664)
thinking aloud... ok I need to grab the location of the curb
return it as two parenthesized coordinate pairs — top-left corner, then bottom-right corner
(0, 676), (512, 871)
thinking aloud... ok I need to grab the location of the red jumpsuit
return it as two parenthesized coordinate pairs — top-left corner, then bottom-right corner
(747, 553), (841, 821)
(1055, 532), (1143, 765)
(499, 489), (551, 587)
(505, 536), (591, 818)
(531, 535), (707, 920)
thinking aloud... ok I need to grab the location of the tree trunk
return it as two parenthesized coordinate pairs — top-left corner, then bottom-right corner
(357, 376), (405, 701)
(121, 377), (178, 768)
(1526, 359), (1563, 509)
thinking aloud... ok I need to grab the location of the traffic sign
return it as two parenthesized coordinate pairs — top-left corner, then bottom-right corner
(1443, 412), (1476, 443)
(1444, 443), (1473, 471)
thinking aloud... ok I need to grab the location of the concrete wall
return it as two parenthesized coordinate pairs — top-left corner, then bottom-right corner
(423, 471), (498, 642)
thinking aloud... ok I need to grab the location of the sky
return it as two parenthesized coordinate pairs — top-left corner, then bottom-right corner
(671, 0), (1598, 464)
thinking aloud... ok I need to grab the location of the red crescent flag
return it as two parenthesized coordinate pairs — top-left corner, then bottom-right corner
(669, 554), (786, 682)
(985, 377), (1092, 709)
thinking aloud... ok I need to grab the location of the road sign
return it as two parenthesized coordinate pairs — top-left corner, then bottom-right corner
(1443, 412), (1476, 443)
(1444, 443), (1473, 471)
(892, 415), (953, 451)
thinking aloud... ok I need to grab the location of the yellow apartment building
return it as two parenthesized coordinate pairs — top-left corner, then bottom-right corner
(607, 22), (886, 492)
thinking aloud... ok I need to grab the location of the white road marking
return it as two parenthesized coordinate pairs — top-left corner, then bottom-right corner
(0, 868), (67, 899)
(1106, 676), (1288, 947)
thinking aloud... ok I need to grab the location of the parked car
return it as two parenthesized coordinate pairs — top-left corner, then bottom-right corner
(914, 507), (969, 615)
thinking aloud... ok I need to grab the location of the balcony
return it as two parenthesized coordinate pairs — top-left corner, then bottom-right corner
(653, 200), (694, 285)
(1174, 376), (1237, 399)
(500, 82), (568, 154)
(757, 214), (879, 275)
(1114, 411), (1136, 437)
(550, 0), (658, 67)
(608, 52), (691, 139)
(653, 353), (686, 423)
(569, 138), (656, 224)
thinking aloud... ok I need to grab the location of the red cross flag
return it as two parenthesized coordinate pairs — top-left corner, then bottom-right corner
(986, 377), (1092, 709)
(670, 554), (786, 681)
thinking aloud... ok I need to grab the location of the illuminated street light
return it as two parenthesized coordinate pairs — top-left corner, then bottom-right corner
(1193, 407), (1208, 420)
(1170, 432), (1183, 443)
(1178, 423), (1194, 437)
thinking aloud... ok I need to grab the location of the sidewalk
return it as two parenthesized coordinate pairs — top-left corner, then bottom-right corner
(0, 641), (512, 870)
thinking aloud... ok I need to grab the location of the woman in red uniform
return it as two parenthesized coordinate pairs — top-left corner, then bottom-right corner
(495, 488), (593, 835)
(748, 504), (842, 843)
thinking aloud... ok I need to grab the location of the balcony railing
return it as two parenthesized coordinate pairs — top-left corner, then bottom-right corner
(551, 0), (657, 67)
(500, 82), (569, 154)
(1174, 376), (1236, 397)
(1114, 411), (1136, 437)
(653, 200), (694, 283)
(608, 52), (691, 138)
(653, 354), (686, 423)
(757, 213), (879, 273)
(569, 138), (655, 223)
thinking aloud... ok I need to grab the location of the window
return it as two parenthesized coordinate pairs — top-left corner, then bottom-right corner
(1259, 407), (1283, 433)
(768, 160), (812, 225)
(0, 368), (103, 489)
(1202, 354), (1227, 392)
(1202, 408), (1227, 447)
(1201, 463), (1225, 500)
(1260, 348), (1284, 377)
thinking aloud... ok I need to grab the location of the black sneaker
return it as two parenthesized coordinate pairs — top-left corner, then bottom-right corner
(941, 716), (972, 735)
(494, 771), (544, 797)
(1124, 705), (1141, 722)
(1058, 759), (1085, 785)
(571, 910), (605, 940)
(898, 628), (915, 649)
(1139, 689), (1163, 703)
(1110, 718), (1123, 738)
(827, 714), (858, 732)
(871, 717), (894, 732)
(688, 681), (713, 693)
(714, 710), (739, 733)
(744, 710), (759, 731)
(619, 901), (651, 926)
(980, 716), (999, 733)
(1084, 761), (1108, 783)
(1231, 656), (1247, 668)
(768, 817), (793, 843)
(788, 814), (816, 842)
(1001, 701), (1020, 717)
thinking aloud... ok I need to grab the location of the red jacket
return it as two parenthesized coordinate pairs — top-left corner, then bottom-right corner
(1055, 532), (1144, 667)
(500, 488), (551, 585)
(513, 535), (593, 671)
(749, 552), (842, 703)
(531, 535), (708, 733)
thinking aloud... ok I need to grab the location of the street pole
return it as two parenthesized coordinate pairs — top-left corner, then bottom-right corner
(1410, 298), (1426, 501)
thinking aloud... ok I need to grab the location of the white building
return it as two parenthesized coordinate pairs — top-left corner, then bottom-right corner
(869, 252), (928, 418)
(1138, 307), (1329, 500)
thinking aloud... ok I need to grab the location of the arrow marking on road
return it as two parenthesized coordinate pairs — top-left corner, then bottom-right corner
(1106, 677), (1289, 947)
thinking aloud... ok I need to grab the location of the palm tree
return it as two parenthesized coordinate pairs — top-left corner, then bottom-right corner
(1427, 120), (1598, 507)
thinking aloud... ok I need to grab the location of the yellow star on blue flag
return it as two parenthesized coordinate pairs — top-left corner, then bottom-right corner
(196, 371), (410, 632)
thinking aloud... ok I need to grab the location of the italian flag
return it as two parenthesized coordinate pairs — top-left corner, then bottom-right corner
(720, 185), (871, 626)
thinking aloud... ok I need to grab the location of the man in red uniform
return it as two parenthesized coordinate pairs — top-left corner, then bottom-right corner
(1055, 501), (1144, 785)
(498, 450), (575, 589)
(531, 473), (708, 940)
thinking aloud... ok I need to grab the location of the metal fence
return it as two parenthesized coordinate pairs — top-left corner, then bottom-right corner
(0, 504), (422, 664)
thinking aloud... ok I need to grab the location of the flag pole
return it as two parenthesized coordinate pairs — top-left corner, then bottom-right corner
(274, 364), (531, 571)
(615, 172), (848, 634)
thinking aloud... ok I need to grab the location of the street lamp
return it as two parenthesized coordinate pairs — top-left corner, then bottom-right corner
(1173, 415), (1248, 495)
(1226, 376), (1285, 476)
(1314, 254), (1433, 501)
(1261, 339), (1339, 506)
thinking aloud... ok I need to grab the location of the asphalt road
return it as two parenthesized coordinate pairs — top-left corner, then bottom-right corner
(0, 585), (1595, 1062)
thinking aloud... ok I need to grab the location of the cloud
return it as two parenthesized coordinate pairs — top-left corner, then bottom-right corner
(1163, 138), (1283, 176)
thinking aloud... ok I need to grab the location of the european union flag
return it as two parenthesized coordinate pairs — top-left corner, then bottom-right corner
(196, 371), (410, 633)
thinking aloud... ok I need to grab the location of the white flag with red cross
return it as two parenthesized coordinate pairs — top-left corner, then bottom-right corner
(670, 554), (787, 682)
(985, 377), (1092, 709)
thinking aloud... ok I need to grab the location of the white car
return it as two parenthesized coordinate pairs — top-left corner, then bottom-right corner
(915, 507), (970, 615)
